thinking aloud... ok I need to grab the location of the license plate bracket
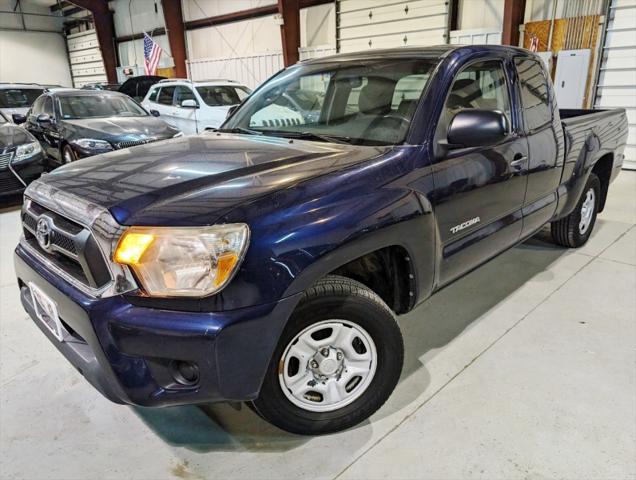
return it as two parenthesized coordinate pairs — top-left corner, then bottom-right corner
(29, 282), (65, 342)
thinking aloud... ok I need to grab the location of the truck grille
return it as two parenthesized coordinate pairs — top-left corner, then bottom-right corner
(0, 152), (13, 168)
(22, 201), (112, 289)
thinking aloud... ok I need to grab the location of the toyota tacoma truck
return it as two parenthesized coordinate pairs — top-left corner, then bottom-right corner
(14, 45), (628, 435)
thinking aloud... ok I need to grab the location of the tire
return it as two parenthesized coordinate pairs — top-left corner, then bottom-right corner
(62, 144), (76, 164)
(250, 275), (404, 435)
(551, 173), (601, 248)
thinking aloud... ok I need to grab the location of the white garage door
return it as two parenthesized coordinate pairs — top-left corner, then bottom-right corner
(594, 0), (636, 169)
(336, 0), (449, 53)
(67, 29), (107, 88)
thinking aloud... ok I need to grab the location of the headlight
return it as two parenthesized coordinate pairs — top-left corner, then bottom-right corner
(14, 141), (42, 162)
(113, 224), (249, 297)
(72, 138), (113, 150)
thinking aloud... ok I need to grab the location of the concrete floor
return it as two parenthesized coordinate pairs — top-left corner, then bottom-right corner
(0, 172), (634, 480)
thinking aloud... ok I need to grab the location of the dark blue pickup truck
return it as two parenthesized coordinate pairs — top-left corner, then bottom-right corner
(14, 45), (628, 435)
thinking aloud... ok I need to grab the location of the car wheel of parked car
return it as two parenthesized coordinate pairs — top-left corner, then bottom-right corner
(62, 145), (76, 164)
(250, 275), (403, 435)
(551, 173), (600, 248)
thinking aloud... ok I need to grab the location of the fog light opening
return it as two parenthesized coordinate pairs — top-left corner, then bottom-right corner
(170, 360), (200, 386)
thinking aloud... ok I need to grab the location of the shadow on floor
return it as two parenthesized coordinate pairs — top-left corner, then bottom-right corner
(133, 229), (567, 452)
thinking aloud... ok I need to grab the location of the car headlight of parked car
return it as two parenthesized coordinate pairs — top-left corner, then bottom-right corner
(13, 142), (42, 163)
(71, 138), (113, 151)
(114, 224), (250, 297)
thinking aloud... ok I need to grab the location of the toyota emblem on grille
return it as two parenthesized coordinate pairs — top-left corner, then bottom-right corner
(36, 217), (52, 251)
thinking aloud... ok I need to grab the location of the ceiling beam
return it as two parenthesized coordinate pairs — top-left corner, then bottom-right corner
(67, 0), (118, 83)
(502, 0), (526, 46)
(161, 0), (187, 78)
(278, 0), (300, 66)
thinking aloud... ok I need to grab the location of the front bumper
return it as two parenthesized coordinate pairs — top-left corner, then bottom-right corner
(14, 244), (301, 407)
(0, 154), (45, 196)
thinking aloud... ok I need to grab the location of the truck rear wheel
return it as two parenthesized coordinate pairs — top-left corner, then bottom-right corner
(551, 173), (600, 248)
(250, 275), (403, 435)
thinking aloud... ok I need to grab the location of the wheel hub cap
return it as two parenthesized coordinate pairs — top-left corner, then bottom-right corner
(278, 320), (377, 412)
(310, 347), (344, 377)
(579, 188), (595, 235)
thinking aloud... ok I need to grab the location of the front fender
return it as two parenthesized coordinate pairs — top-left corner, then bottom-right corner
(201, 185), (435, 312)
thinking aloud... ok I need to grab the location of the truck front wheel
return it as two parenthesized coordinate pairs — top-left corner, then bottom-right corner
(551, 173), (600, 248)
(251, 275), (404, 435)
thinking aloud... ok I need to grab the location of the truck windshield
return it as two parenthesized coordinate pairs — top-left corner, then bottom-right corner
(222, 58), (438, 145)
(59, 94), (148, 119)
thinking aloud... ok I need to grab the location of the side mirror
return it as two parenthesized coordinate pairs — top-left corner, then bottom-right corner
(12, 114), (26, 125)
(447, 109), (509, 148)
(180, 99), (198, 109)
(36, 113), (53, 127)
(150, 109), (160, 117)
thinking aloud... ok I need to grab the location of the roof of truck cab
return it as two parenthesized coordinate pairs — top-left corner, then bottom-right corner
(300, 45), (534, 65)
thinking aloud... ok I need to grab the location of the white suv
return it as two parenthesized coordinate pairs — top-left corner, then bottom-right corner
(141, 79), (251, 134)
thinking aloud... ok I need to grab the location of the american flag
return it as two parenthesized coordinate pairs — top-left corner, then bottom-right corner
(143, 33), (162, 75)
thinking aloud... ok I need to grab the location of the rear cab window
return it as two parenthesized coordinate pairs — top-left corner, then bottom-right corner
(514, 57), (552, 132)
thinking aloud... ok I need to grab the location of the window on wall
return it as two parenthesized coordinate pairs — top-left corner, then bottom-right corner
(514, 58), (552, 131)
(444, 60), (511, 123)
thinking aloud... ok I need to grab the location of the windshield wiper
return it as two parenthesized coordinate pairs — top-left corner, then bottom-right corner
(260, 130), (352, 144)
(216, 126), (263, 135)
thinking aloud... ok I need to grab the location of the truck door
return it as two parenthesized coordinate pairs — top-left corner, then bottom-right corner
(513, 57), (563, 236)
(432, 59), (529, 286)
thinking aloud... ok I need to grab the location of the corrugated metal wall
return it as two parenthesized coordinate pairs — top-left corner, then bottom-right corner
(594, 0), (636, 169)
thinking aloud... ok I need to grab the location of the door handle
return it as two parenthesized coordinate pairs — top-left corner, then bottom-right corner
(510, 156), (527, 170)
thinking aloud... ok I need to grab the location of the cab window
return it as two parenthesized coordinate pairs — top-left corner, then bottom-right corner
(514, 58), (552, 131)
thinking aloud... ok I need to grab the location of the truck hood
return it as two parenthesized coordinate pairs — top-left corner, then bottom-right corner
(37, 132), (390, 225)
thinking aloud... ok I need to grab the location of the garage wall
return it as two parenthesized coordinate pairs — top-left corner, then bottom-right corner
(336, 0), (449, 53)
(111, 0), (174, 71)
(0, 0), (71, 86)
(302, 3), (336, 47)
(457, 0), (504, 30)
(595, 0), (636, 169)
(0, 30), (72, 86)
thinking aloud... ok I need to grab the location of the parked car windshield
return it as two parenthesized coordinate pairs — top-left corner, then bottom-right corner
(196, 85), (251, 107)
(223, 58), (437, 145)
(0, 88), (44, 109)
(58, 94), (148, 119)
